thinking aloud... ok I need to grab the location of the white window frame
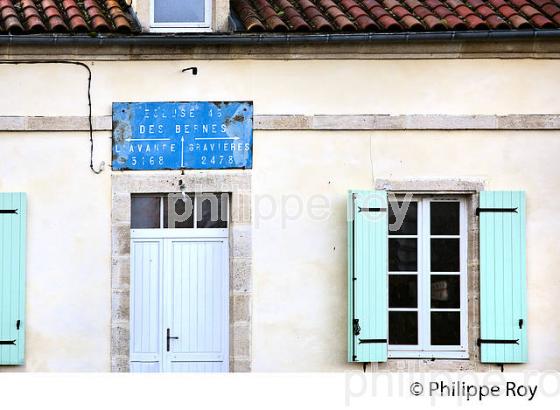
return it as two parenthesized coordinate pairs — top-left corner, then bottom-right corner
(131, 193), (229, 230)
(388, 195), (468, 359)
(150, 0), (212, 32)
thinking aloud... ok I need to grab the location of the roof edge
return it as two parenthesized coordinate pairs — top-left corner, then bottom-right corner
(1, 29), (560, 47)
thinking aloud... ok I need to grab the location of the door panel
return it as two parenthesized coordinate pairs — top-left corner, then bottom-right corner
(130, 240), (163, 372)
(130, 232), (229, 373)
(164, 239), (228, 372)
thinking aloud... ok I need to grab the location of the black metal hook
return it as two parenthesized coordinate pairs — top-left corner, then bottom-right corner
(182, 67), (198, 75)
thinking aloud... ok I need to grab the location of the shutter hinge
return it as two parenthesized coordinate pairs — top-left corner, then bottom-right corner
(477, 338), (519, 346)
(0, 209), (18, 214)
(358, 207), (387, 213)
(358, 338), (387, 344)
(353, 319), (361, 336)
(0, 340), (16, 345)
(476, 207), (518, 216)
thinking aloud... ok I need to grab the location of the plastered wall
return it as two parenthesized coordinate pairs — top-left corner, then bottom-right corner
(1, 59), (560, 117)
(251, 129), (560, 371)
(0, 58), (558, 371)
(0, 131), (111, 371)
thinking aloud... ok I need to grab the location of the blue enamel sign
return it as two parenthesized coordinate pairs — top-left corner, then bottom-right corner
(112, 101), (253, 170)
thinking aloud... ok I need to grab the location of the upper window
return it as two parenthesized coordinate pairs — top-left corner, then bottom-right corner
(151, 0), (212, 31)
(387, 195), (468, 359)
(131, 193), (228, 229)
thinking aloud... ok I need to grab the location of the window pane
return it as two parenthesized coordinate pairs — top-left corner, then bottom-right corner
(197, 193), (228, 228)
(154, 0), (205, 23)
(431, 275), (460, 308)
(389, 201), (418, 235)
(131, 195), (161, 229)
(389, 275), (417, 308)
(389, 311), (418, 345)
(164, 194), (194, 228)
(389, 238), (417, 272)
(430, 239), (460, 272)
(431, 312), (461, 345)
(431, 202), (460, 235)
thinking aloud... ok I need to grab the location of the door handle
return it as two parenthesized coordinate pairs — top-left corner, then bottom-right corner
(166, 328), (179, 352)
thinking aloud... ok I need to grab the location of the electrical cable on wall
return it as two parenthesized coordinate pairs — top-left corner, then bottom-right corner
(0, 60), (104, 174)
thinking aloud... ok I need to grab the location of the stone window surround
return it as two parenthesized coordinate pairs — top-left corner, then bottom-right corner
(131, 0), (230, 33)
(111, 171), (252, 372)
(370, 178), (497, 371)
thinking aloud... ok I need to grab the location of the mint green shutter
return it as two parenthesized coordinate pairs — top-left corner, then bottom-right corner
(348, 190), (388, 363)
(0, 193), (26, 365)
(479, 191), (527, 363)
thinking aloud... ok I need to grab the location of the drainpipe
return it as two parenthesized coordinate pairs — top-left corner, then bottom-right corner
(0, 30), (559, 47)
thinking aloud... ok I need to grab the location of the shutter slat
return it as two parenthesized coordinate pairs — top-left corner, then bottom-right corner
(348, 190), (388, 363)
(479, 191), (527, 363)
(0, 192), (26, 365)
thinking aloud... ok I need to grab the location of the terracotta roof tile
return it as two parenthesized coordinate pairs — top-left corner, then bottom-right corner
(423, 0), (467, 29)
(235, 0), (266, 31)
(361, 0), (402, 30)
(295, 0), (335, 31)
(254, 0), (290, 30)
(404, 0), (446, 30)
(340, 0), (379, 30)
(231, 0), (560, 31)
(275, 0), (312, 30)
(0, 0), (24, 33)
(319, 0), (355, 30)
(41, 0), (68, 32)
(0, 0), (137, 34)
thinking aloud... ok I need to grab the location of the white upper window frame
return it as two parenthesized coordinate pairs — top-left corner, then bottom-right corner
(131, 193), (229, 231)
(149, 0), (212, 32)
(387, 195), (468, 359)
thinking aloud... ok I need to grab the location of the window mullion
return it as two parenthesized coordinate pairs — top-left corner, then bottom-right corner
(418, 198), (424, 351)
(460, 199), (469, 351)
(160, 196), (164, 229)
(417, 198), (423, 350)
(421, 197), (431, 352)
(194, 194), (198, 229)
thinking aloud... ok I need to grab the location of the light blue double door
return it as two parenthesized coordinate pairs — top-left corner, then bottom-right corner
(129, 229), (229, 372)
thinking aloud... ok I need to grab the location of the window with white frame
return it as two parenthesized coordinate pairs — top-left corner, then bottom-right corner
(387, 195), (468, 359)
(151, 0), (212, 31)
(131, 193), (228, 229)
